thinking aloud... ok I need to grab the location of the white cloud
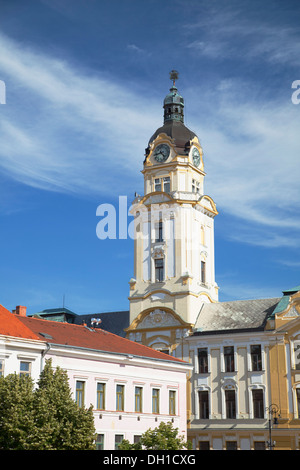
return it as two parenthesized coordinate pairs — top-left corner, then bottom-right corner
(184, 5), (300, 65)
(185, 81), (300, 235)
(0, 32), (299, 252)
(0, 33), (157, 195)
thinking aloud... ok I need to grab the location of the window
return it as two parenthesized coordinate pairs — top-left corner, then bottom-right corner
(296, 389), (300, 418)
(192, 179), (200, 193)
(152, 388), (160, 414)
(0, 359), (4, 377)
(115, 434), (124, 450)
(75, 380), (85, 408)
(199, 441), (210, 450)
(155, 221), (163, 242)
(226, 441), (237, 450)
(134, 435), (141, 445)
(294, 342), (300, 370)
(198, 348), (208, 373)
(95, 434), (104, 450)
(159, 348), (169, 355)
(251, 345), (262, 371)
(20, 361), (31, 377)
(154, 178), (161, 192)
(252, 389), (264, 418)
(97, 383), (106, 410)
(225, 390), (236, 419)
(155, 258), (164, 282)
(198, 391), (209, 419)
(201, 261), (206, 284)
(254, 441), (266, 450)
(163, 176), (170, 193)
(224, 346), (235, 372)
(116, 384), (125, 411)
(154, 177), (170, 193)
(135, 386), (143, 413)
(169, 390), (176, 415)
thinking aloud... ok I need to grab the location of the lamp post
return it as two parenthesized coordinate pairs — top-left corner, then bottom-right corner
(266, 404), (280, 450)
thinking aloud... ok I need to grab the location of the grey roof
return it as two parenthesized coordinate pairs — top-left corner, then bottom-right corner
(148, 120), (197, 154)
(74, 311), (130, 338)
(193, 298), (280, 335)
(29, 308), (130, 338)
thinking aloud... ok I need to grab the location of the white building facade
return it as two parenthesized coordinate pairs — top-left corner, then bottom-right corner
(0, 304), (191, 450)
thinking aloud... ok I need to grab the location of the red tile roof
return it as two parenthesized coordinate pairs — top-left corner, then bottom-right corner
(0, 304), (40, 340)
(14, 314), (185, 363)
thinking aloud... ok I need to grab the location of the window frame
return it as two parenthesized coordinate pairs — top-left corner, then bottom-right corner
(152, 388), (160, 414)
(0, 359), (4, 377)
(115, 434), (124, 450)
(75, 380), (85, 408)
(197, 348), (208, 374)
(116, 384), (125, 412)
(135, 386), (143, 413)
(169, 390), (176, 416)
(155, 258), (164, 282)
(96, 382), (106, 410)
(225, 389), (236, 419)
(19, 361), (31, 377)
(200, 260), (206, 284)
(198, 390), (209, 419)
(250, 344), (262, 371)
(252, 389), (264, 419)
(224, 346), (235, 373)
(95, 434), (104, 450)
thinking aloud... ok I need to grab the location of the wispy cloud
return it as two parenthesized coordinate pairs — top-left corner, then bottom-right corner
(0, 33), (157, 196)
(0, 31), (299, 253)
(184, 4), (300, 65)
(185, 79), (300, 236)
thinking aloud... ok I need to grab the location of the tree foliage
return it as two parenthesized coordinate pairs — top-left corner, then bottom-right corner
(119, 421), (192, 450)
(0, 359), (95, 450)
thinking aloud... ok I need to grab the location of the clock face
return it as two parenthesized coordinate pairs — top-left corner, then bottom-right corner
(192, 147), (201, 167)
(153, 144), (170, 163)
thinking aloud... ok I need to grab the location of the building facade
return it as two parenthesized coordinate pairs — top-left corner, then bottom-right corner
(126, 71), (218, 353)
(183, 287), (300, 450)
(0, 303), (191, 450)
(124, 72), (300, 450)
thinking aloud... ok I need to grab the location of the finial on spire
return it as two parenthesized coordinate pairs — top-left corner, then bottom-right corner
(169, 70), (179, 87)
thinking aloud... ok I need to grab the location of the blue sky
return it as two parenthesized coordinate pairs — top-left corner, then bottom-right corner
(0, 0), (299, 315)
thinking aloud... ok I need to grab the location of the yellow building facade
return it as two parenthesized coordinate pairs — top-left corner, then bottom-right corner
(264, 286), (300, 450)
(126, 72), (300, 450)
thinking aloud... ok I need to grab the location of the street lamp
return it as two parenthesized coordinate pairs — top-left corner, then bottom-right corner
(266, 404), (280, 450)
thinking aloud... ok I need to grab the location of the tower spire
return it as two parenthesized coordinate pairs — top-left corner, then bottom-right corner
(163, 70), (184, 124)
(169, 69), (179, 87)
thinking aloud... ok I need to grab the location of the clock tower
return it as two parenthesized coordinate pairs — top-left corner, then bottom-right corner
(126, 71), (219, 352)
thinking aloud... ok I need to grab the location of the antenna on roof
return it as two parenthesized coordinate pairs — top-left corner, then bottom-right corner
(63, 294), (65, 308)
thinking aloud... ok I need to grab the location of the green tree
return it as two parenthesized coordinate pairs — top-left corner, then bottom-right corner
(0, 359), (96, 450)
(119, 421), (192, 450)
(0, 373), (35, 450)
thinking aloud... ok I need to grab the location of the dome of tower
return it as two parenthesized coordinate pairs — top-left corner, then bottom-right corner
(147, 71), (197, 155)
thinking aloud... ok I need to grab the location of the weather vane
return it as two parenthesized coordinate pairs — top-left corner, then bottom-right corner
(169, 70), (179, 86)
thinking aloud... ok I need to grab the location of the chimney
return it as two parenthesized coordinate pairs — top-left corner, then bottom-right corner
(15, 306), (27, 317)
